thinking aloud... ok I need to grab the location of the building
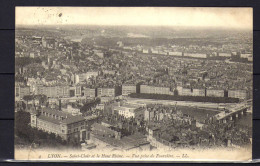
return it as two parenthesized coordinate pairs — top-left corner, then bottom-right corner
(29, 52), (35, 58)
(206, 89), (224, 97)
(15, 85), (30, 99)
(228, 90), (248, 100)
(181, 88), (193, 96)
(86, 72), (99, 80)
(42, 37), (57, 49)
(100, 96), (114, 103)
(57, 86), (70, 97)
(74, 74), (80, 84)
(122, 84), (136, 96)
(241, 53), (253, 62)
(219, 53), (231, 57)
(93, 50), (104, 58)
(90, 123), (150, 151)
(48, 98), (59, 105)
(103, 70), (115, 75)
(192, 89), (206, 97)
(73, 86), (82, 97)
(67, 86), (82, 97)
(36, 85), (70, 98)
(143, 48), (149, 54)
(75, 72), (99, 84)
(30, 107), (87, 141)
(176, 86), (183, 96)
(184, 53), (207, 58)
(168, 51), (182, 56)
(97, 88), (115, 97)
(168, 67), (177, 76)
(144, 109), (155, 121)
(247, 55), (253, 62)
(151, 49), (159, 54)
(62, 105), (83, 116)
(117, 41), (124, 47)
(140, 85), (170, 95)
(158, 51), (167, 55)
(144, 107), (171, 122)
(84, 88), (96, 98)
(114, 104), (143, 119)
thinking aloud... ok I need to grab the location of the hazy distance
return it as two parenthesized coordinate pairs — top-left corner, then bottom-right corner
(16, 7), (252, 30)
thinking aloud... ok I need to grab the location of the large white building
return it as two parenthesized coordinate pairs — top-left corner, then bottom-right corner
(184, 53), (207, 58)
(143, 48), (149, 54)
(181, 88), (193, 96)
(84, 88), (96, 98)
(114, 104), (143, 119)
(140, 85), (171, 95)
(168, 51), (182, 56)
(122, 84), (136, 96)
(97, 88), (115, 97)
(192, 89), (206, 97)
(36, 85), (70, 98)
(219, 53), (231, 57)
(228, 90), (248, 100)
(206, 89), (224, 97)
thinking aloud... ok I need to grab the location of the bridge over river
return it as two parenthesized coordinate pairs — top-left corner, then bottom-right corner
(214, 100), (252, 123)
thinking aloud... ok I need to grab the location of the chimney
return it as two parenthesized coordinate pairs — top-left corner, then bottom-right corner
(59, 99), (61, 111)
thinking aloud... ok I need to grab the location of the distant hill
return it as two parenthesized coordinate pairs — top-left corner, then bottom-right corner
(16, 24), (252, 41)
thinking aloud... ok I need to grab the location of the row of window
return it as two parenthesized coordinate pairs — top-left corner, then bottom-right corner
(38, 127), (60, 135)
(67, 122), (85, 129)
(67, 126), (85, 134)
(41, 112), (66, 120)
(37, 120), (60, 133)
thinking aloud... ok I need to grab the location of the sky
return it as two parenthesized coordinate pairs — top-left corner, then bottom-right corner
(15, 7), (253, 29)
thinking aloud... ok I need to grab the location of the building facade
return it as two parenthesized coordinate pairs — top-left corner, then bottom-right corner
(15, 85), (30, 99)
(84, 88), (96, 98)
(97, 88), (115, 97)
(30, 107), (87, 141)
(140, 85), (171, 95)
(122, 84), (136, 96)
(36, 85), (70, 98)
(206, 89), (225, 97)
(228, 90), (248, 100)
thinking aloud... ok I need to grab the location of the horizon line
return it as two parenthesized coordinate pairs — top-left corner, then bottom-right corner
(15, 24), (252, 30)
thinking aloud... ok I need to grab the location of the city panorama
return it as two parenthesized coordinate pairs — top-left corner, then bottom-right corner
(14, 7), (253, 161)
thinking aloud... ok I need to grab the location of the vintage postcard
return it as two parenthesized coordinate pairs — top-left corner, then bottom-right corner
(14, 7), (253, 162)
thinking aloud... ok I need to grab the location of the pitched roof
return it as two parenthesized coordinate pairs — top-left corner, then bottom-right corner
(61, 115), (85, 124)
(38, 114), (61, 125)
(41, 107), (72, 117)
(40, 107), (85, 125)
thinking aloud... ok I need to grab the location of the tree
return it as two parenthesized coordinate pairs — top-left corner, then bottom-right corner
(15, 111), (31, 141)
(23, 95), (34, 109)
(35, 94), (47, 105)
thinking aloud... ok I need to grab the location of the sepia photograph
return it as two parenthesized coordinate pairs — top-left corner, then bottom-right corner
(14, 7), (253, 161)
